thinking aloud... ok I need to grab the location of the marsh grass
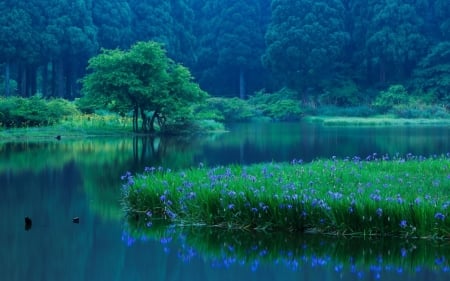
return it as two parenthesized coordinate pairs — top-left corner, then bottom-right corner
(122, 154), (450, 239)
(123, 222), (450, 273)
(0, 113), (133, 141)
(305, 115), (450, 126)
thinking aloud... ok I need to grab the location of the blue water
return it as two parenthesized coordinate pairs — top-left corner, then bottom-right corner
(1, 122), (449, 280)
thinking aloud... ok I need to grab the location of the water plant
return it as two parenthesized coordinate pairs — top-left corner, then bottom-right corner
(122, 154), (450, 239)
(122, 222), (450, 276)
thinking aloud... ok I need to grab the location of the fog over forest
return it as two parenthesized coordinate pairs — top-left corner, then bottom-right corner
(1, 0), (450, 107)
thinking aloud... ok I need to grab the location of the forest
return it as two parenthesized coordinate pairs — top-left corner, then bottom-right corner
(1, 0), (450, 109)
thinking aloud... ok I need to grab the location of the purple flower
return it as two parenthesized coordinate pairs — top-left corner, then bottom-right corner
(228, 204), (235, 210)
(401, 248), (407, 257)
(399, 220), (407, 228)
(166, 210), (177, 219)
(370, 193), (381, 202)
(120, 171), (132, 180)
(146, 211), (152, 217)
(376, 208), (383, 217)
(435, 212), (445, 221)
(144, 166), (156, 173)
(187, 192), (196, 200)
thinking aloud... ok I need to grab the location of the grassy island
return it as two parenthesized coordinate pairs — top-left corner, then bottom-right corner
(122, 154), (450, 239)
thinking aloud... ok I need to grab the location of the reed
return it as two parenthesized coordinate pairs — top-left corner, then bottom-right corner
(122, 154), (450, 239)
(123, 222), (450, 274)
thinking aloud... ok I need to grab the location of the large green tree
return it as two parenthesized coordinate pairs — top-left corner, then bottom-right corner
(0, 4), (32, 96)
(363, 0), (429, 84)
(81, 41), (207, 133)
(92, 0), (133, 49)
(193, 0), (270, 98)
(262, 0), (349, 97)
(412, 41), (450, 106)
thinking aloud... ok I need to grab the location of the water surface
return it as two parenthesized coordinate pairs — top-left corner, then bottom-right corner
(1, 122), (449, 280)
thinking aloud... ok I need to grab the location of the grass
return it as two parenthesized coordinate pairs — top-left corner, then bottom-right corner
(123, 222), (450, 274)
(0, 113), (135, 141)
(122, 154), (450, 239)
(305, 115), (450, 126)
(0, 113), (226, 142)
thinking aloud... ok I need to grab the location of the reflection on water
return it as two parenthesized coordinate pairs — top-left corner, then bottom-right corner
(124, 222), (450, 280)
(1, 122), (450, 280)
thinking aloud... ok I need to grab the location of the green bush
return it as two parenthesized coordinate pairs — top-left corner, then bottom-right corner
(193, 97), (254, 123)
(249, 88), (303, 121)
(391, 104), (450, 119)
(0, 96), (79, 128)
(372, 85), (410, 113)
(318, 78), (361, 106)
(313, 105), (377, 117)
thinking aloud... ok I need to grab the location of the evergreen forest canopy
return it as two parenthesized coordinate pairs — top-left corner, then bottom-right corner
(1, 0), (450, 108)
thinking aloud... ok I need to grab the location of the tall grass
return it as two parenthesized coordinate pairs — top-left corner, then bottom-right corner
(123, 222), (450, 274)
(122, 154), (450, 239)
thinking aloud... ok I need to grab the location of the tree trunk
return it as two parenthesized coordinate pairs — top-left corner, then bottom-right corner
(29, 66), (37, 96)
(4, 63), (10, 96)
(132, 105), (139, 132)
(149, 111), (158, 133)
(140, 108), (148, 132)
(65, 61), (73, 99)
(379, 60), (386, 84)
(18, 65), (27, 97)
(53, 58), (65, 97)
(42, 63), (48, 97)
(239, 67), (246, 99)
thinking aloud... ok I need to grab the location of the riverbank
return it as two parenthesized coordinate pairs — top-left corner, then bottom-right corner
(305, 115), (450, 126)
(122, 155), (450, 239)
(0, 115), (225, 142)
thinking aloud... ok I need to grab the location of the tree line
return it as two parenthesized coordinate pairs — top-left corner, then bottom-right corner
(1, 0), (450, 106)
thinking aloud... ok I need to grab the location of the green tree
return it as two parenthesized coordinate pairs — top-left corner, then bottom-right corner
(262, 0), (349, 97)
(193, 0), (270, 98)
(44, 0), (98, 98)
(92, 0), (133, 49)
(412, 41), (450, 106)
(364, 0), (428, 84)
(433, 0), (450, 40)
(80, 41), (207, 133)
(0, 2), (36, 96)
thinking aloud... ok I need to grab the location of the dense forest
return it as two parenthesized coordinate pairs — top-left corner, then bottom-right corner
(1, 0), (450, 107)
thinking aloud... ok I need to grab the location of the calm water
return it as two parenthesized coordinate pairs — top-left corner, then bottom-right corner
(1, 122), (449, 281)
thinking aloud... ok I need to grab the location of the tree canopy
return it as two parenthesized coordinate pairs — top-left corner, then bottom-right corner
(80, 41), (207, 133)
(1, 0), (450, 107)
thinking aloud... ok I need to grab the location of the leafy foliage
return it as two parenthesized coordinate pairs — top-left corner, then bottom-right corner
(2, 0), (450, 115)
(411, 42), (450, 107)
(193, 97), (254, 123)
(263, 0), (349, 92)
(0, 96), (78, 128)
(249, 88), (303, 121)
(318, 78), (361, 106)
(372, 85), (410, 112)
(80, 41), (207, 133)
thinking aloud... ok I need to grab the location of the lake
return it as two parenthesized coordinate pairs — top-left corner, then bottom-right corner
(1, 122), (449, 281)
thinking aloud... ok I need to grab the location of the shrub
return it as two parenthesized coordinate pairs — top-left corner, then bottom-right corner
(391, 104), (450, 119)
(193, 97), (254, 123)
(372, 85), (410, 113)
(318, 78), (361, 106)
(249, 88), (303, 121)
(0, 96), (79, 128)
(313, 105), (377, 117)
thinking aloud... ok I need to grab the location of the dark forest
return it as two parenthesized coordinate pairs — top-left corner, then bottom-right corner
(1, 0), (450, 107)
